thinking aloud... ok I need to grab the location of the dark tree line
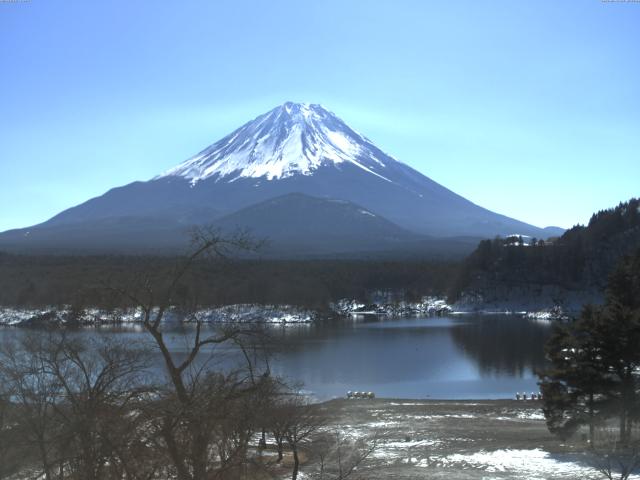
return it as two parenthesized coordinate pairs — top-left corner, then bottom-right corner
(0, 252), (457, 312)
(449, 198), (640, 302)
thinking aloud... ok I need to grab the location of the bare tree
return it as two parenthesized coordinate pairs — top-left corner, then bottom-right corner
(270, 399), (378, 480)
(42, 334), (152, 480)
(0, 376), (20, 479)
(315, 430), (379, 480)
(591, 427), (640, 480)
(0, 333), (65, 480)
(0, 332), (153, 480)
(269, 401), (289, 464)
(109, 228), (275, 480)
(280, 398), (326, 480)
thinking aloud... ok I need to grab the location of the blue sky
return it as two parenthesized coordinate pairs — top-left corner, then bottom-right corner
(1, 0), (638, 232)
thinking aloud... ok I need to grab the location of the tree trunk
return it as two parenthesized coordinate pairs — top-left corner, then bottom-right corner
(620, 372), (634, 445)
(291, 444), (299, 480)
(38, 441), (52, 480)
(277, 439), (284, 462)
(620, 408), (628, 445)
(162, 419), (192, 480)
(191, 422), (209, 480)
(589, 393), (594, 444)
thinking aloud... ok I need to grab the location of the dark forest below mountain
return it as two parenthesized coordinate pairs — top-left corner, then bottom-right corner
(0, 255), (457, 310)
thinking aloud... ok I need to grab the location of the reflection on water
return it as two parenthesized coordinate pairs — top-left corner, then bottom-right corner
(265, 315), (551, 400)
(0, 314), (551, 400)
(449, 316), (549, 377)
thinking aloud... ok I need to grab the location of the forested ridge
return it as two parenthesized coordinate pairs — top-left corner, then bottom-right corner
(448, 198), (640, 305)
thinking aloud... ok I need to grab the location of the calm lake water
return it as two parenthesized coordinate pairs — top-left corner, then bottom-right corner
(0, 314), (552, 400)
(269, 314), (551, 400)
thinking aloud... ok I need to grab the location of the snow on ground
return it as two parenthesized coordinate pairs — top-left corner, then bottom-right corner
(0, 306), (147, 326)
(1, 294), (460, 327)
(331, 296), (453, 317)
(323, 399), (640, 480)
(0, 304), (316, 326)
(0, 307), (42, 326)
(515, 410), (546, 420)
(435, 448), (639, 479)
(194, 304), (316, 324)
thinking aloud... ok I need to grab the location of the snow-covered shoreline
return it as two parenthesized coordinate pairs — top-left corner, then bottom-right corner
(331, 296), (571, 321)
(0, 304), (318, 327)
(0, 296), (572, 328)
(331, 296), (453, 317)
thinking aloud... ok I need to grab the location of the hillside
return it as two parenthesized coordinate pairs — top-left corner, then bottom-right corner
(449, 198), (640, 311)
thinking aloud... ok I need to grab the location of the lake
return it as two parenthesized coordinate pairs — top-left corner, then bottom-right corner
(0, 314), (552, 401)
(268, 314), (551, 400)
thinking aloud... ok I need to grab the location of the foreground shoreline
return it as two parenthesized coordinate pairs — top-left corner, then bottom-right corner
(313, 398), (636, 480)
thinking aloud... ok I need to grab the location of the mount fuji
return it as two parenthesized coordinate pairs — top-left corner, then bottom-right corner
(0, 102), (563, 256)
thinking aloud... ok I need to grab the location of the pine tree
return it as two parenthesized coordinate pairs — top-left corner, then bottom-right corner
(539, 248), (640, 444)
(539, 305), (614, 442)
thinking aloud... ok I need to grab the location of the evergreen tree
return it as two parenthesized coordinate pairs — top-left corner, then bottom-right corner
(539, 248), (640, 444)
(539, 305), (614, 442)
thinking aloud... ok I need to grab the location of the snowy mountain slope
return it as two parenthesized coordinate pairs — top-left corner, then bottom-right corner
(0, 102), (562, 254)
(158, 102), (394, 183)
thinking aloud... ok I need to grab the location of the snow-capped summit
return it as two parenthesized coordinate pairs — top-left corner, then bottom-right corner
(158, 102), (394, 183)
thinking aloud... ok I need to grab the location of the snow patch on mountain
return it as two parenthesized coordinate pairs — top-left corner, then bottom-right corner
(158, 102), (395, 184)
